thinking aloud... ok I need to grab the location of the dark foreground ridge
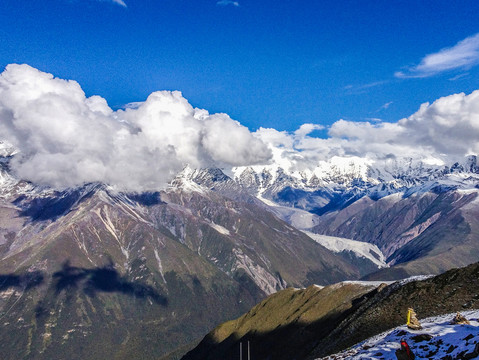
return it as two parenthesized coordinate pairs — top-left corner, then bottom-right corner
(183, 262), (479, 360)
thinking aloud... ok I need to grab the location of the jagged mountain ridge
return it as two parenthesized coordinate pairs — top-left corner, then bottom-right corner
(146, 156), (479, 280)
(232, 155), (479, 214)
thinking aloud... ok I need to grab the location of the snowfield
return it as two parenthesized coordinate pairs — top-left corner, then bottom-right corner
(318, 310), (479, 359)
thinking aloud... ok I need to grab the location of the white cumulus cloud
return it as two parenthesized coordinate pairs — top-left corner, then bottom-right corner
(253, 90), (479, 172)
(2, 64), (479, 191)
(0, 64), (271, 190)
(398, 90), (479, 156)
(396, 33), (479, 78)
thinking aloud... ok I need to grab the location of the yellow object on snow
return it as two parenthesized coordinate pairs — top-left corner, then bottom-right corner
(406, 307), (422, 330)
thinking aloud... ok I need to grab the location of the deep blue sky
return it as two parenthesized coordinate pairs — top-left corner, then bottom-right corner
(1, 0), (478, 132)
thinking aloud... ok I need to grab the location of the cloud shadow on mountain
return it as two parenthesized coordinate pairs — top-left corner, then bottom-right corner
(13, 188), (95, 222)
(0, 271), (44, 291)
(53, 261), (168, 306)
(127, 192), (165, 206)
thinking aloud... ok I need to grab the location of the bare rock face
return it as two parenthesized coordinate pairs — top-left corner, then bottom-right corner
(313, 190), (479, 280)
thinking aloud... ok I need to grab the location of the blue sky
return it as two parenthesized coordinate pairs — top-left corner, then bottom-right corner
(1, 0), (479, 133)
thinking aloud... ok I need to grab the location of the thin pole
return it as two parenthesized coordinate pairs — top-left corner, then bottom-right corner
(240, 342), (242, 360)
(248, 341), (250, 360)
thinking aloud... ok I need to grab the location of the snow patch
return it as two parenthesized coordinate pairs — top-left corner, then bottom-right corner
(397, 274), (435, 285)
(169, 166), (207, 194)
(209, 222), (230, 235)
(258, 196), (320, 230)
(341, 280), (394, 287)
(93, 205), (130, 265)
(232, 248), (282, 295)
(154, 249), (167, 284)
(93, 206), (119, 242)
(257, 195), (277, 207)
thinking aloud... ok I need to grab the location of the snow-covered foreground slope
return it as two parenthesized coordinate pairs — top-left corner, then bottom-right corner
(318, 310), (479, 359)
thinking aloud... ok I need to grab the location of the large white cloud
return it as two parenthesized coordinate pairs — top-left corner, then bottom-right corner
(0, 64), (271, 190)
(2, 64), (478, 191)
(253, 90), (479, 172)
(398, 90), (479, 156)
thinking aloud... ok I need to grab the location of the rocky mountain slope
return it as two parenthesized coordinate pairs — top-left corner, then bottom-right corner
(183, 262), (479, 360)
(313, 189), (479, 280)
(0, 158), (358, 360)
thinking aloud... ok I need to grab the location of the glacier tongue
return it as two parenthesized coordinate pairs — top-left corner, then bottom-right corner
(303, 231), (388, 269)
(257, 195), (320, 230)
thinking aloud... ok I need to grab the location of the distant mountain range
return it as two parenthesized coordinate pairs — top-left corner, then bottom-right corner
(231, 154), (479, 279)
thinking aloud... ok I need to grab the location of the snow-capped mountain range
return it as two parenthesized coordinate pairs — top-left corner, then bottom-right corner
(232, 154), (479, 208)
(191, 154), (479, 279)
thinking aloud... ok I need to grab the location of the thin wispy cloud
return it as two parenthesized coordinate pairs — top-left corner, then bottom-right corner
(395, 33), (479, 78)
(376, 101), (393, 112)
(112, 0), (127, 7)
(344, 80), (389, 94)
(216, 1), (240, 7)
(449, 73), (469, 81)
(96, 0), (126, 7)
